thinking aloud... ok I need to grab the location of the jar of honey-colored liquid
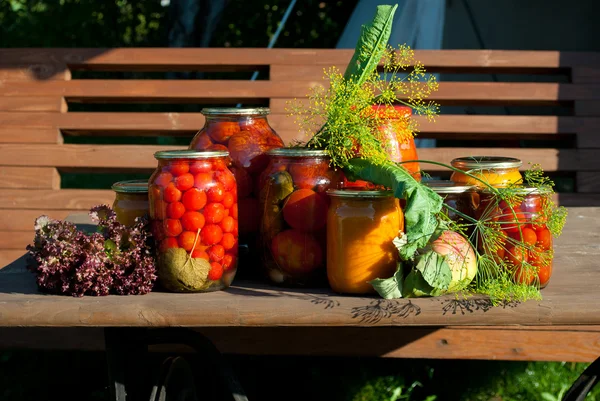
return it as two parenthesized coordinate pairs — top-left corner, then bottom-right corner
(450, 156), (523, 188)
(111, 180), (149, 226)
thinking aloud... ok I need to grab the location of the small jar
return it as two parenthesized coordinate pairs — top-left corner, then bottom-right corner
(149, 150), (238, 292)
(476, 188), (553, 289)
(111, 180), (149, 226)
(450, 156), (523, 188)
(259, 148), (342, 286)
(424, 180), (478, 225)
(326, 190), (404, 294)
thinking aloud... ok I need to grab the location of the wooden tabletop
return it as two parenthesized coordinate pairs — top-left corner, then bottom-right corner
(0, 207), (598, 329)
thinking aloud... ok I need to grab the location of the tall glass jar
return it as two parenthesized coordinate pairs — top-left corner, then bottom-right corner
(111, 180), (149, 226)
(344, 105), (421, 189)
(189, 108), (284, 275)
(148, 150), (238, 292)
(424, 180), (478, 225)
(475, 188), (553, 289)
(259, 148), (342, 286)
(326, 190), (404, 294)
(450, 156), (523, 188)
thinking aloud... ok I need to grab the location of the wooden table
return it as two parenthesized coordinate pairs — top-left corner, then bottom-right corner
(1, 207), (599, 399)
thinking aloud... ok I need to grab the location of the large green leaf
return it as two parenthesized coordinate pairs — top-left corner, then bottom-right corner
(369, 263), (404, 299)
(343, 4), (398, 85)
(402, 270), (434, 298)
(415, 250), (452, 290)
(344, 159), (443, 260)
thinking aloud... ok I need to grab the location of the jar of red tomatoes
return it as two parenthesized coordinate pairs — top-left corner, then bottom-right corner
(424, 180), (478, 225)
(476, 188), (553, 288)
(149, 150), (238, 292)
(258, 148), (342, 286)
(189, 108), (284, 273)
(344, 105), (420, 188)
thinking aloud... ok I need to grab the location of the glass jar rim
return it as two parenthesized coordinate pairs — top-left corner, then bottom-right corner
(154, 150), (229, 160)
(451, 156), (522, 170)
(267, 148), (329, 157)
(111, 179), (149, 194)
(480, 186), (552, 195)
(424, 180), (475, 194)
(327, 189), (394, 198)
(201, 107), (270, 116)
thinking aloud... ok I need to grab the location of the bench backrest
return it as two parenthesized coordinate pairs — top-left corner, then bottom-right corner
(1, 48), (599, 266)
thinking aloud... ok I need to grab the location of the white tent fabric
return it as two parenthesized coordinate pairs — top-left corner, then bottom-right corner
(337, 0), (446, 148)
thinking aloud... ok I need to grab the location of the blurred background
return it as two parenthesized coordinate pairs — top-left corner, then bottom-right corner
(1, 1), (599, 400)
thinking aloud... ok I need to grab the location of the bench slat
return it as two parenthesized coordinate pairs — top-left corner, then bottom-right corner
(0, 189), (113, 210)
(0, 65), (71, 82)
(0, 167), (60, 189)
(0, 97), (67, 113)
(0, 209), (76, 231)
(0, 231), (33, 250)
(0, 128), (62, 144)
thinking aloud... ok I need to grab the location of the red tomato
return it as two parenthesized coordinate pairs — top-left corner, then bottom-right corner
(220, 216), (235, 233)
(169, 161), (190, 176)
(164, 219), (183, 237)
(207, 184), (225, 203)
(222, 254), (236, 271)
(178, 231), (199, 251)
(175, 173), (194, 191)
(536, 228), (552, 250)
(230, 203), (238, 220)
(207, 121), (240, 143)
(514, 266), (535, 286)
(222, 192), (235, 209)
(505, 245), (528, 268)
(154, 172), (173, 187)
(180, 211), (205, 232)
(182, 188), (207, 211)
(191, 249), (210, 260)
(194, 172), (213, 189)
(166, 202), (185, 219)
(270, 229), (323, 274)
(509, 227), (537, 246)
(208, 244), (225, 262)
(215, 170), (236, 191)
(163, 184), (182, 203)
(227, 130), (274, 174)
(204, 203), (225, 224)
(220, 233), (236, 250)
(282, 189), (328, 232)
(202, 224), (223, 245)
(538, 264), (552, 287)
(208, 262), (224, 281)
(159, 237), (179, 252)
(499, 210), (527, 233)
(189, 160), (212, 174)
(289, 162), (329, 190)
(212, 157), (228, 171)
(190, 131), (213, 149)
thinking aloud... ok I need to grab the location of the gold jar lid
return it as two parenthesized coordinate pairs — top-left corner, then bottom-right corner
(424, 180), (475, 194)
(111, 180), (149, 194)
(267, 148), (328, 157)
(201, 107), (270, 116)
(451, 156), (522, 170)
(154, 150), (229, 160)
(327, 189), (394, 199)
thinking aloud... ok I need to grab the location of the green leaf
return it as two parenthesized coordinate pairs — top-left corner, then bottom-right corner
(369, 263), (404, 299)
(402, 270), (434, 298)
(343, 4), (398, 85)
(415, 251), (452, 290)
(344, 159), (443, 260)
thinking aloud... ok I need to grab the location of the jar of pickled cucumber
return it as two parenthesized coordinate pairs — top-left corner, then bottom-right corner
(111, 180), (149, 226)
(450, 156), (523, 188)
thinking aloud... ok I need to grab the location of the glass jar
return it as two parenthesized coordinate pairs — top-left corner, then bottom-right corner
(189, 108), (284, 274)
(424, 180), (478, 225)
(344, 105), (421, 189)
(259, 148), (342, 286)
(148, 150), (238, 292)
(476, 188), (553, 288)
(450, 156), (523, 188)
(326, 190), (404, 294)
(111, 180), (149, 226)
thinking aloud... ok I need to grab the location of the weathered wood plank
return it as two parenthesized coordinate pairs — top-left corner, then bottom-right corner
(0, 189), (113, 210)
(0, 65), (71, 81)
(0, 128), (62, 144)
(0, 167), (60, 189)
(0, 97), (67, 112)
(0, 209), (76, 231)
(0, 231), (33, 250)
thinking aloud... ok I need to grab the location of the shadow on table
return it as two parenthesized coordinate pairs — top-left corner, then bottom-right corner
(0, 254), (40, 295)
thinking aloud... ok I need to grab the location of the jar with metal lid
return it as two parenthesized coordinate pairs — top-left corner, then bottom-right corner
(148, 150), (238, 292)
(326, 189), (404, 294)
(424, 180), (478, 225)
(450, 156), (523, 188)
(476, 187), (553, 289)
(258, 148), (342, 286)
(111, 180), (149, 226)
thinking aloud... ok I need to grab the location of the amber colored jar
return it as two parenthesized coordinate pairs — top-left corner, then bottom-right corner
(111, 180), (149, 226)
(149, 150), (238, 292)
(424, 180), (478, 225)
(344, 105), (421, 189)
(476, 188), (553, 289)
(258, 148), (342, 286)
(326, 190), (404, 294)
(450, 156), (523, 188)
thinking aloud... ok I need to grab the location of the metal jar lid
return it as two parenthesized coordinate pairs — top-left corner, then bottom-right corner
(111, 179), (149, 194)
(201, 107), (270, 116)
(154, 150), (229, 160)
(451, 156), (522, 170)
(327, 189), (394, 199)
(267, 148), (329, 157)
(424, 180), (475, 194)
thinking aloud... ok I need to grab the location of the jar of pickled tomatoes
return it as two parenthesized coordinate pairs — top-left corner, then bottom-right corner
(424, 180), (478, 225)
(450, 156), (523, 188)
(344, 105), (420, 189)
(189, 108), (284, 274)
(476, 188), (553, 288)
(149, 150), (238, 292)
(326, 189), (404, 294)
(259, 148), (342, 286)
(111, 180), (149, 226)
